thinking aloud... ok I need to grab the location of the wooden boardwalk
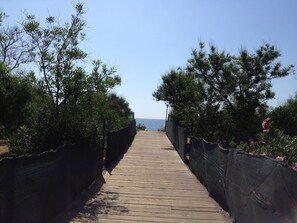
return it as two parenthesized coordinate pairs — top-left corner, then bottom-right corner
(52, 131), (230, 223)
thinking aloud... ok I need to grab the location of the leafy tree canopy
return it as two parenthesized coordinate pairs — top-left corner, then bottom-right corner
(270, 93), (297, 136)
(0, 4), (134, 155)
(154, 42), (294, 142)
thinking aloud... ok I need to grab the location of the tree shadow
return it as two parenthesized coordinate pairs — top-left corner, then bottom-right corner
(51, 178), (129, 222)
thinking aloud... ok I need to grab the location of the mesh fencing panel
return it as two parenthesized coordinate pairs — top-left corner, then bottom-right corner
(166, 120), (178, 148)
(169, 121), (297, 223)
(203, 140), (229, 211)
(105, 120), (136, 168)
(190, 138), (297, 223)
(178, 126), (187, 162)
(166, 120), (188, 163)
(189, 138), (207, 186)
(0, 141), (103, 223)
(0, 157), (15, 222)
(225, 150), (297, 223)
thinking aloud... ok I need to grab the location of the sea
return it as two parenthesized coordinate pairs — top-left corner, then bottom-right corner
(136, 118), (166, 131)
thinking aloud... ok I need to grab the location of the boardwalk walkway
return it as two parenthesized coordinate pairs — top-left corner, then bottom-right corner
(53, 131), (229, 223)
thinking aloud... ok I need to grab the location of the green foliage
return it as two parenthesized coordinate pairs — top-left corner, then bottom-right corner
(105, 94), (133, 131)
(154, 42), (294, 143)
(256, 129), (297, 165)
(153, 68), (204, 135)
(153, 68), (200, 107)
(158, 126), (165, 132)
(0, 11), (5, 24)
(270, 93), (297, 136)
(0, 125), (5, 139)
(0, 4), (134, 155)
(233, 127), (297, 166)
(0, 13), (34, 73)
(9, 125), (32, 155)
(136, 123), (146, 131)
(0, 64), (38, 134)
(23, 3), (87, 115)
(88, 60), (121, 94)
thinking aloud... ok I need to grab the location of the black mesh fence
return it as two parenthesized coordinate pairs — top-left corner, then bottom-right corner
(189, 138), (229, 211)
(105, 120), (136, 168)
(190, 138), (297, 223)
(166, 120), (178, 148)
(168, 121), (297, 223)
(225, 150), (297, 223)
(0, 119), (136, 223)
(166, 120), (188, 163)
(0, 141), (103, 223)
(0, 157), (15, 222)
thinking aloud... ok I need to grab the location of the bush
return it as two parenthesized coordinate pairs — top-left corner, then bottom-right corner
(9, 125), (32, 155)
(233, 118), (297, 167)
(256, 129), (297, 165)
(270, 93), (297, 136)
(136, 123), (146, 131)
(158, 126), (165, 132)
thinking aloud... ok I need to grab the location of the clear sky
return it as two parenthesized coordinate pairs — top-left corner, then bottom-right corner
(1, 0), (297, 119)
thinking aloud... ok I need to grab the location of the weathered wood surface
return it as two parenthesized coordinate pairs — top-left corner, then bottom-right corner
(52, 131), (230, 223)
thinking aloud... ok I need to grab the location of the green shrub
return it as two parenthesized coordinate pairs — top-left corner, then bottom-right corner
(136, 123), (146, 131)
(158, 126), (165, 132)
(255, 129), (297, 165)
(233, 118), (297, 166)
(9, 125), (32, 155)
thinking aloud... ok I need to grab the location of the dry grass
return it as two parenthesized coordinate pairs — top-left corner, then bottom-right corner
(0, 140), (9, 154)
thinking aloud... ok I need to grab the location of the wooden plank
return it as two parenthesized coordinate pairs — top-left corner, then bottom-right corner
(52, 131), (230, 223)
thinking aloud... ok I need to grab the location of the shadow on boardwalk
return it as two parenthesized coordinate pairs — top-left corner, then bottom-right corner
(51, 131), (229, 223)
(51, 177), (129, 222)
(51, 143), (131, 222)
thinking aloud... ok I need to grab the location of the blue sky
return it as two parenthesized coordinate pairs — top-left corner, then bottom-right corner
(1, 0), (297, 119)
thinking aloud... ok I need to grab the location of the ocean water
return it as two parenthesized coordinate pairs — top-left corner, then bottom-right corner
(136, 118), (166, 131)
